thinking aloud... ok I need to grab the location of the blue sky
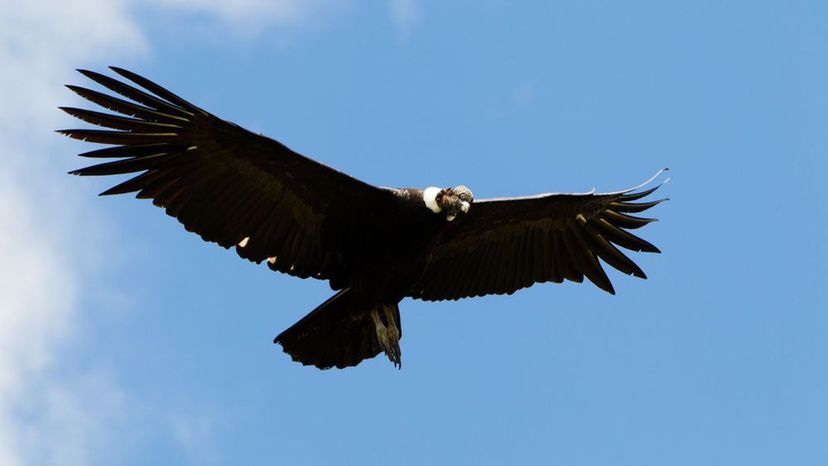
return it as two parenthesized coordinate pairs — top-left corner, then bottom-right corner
(1, 1), (827, 465)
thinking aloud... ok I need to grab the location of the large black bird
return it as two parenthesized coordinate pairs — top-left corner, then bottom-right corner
(60, 67), (667, 369)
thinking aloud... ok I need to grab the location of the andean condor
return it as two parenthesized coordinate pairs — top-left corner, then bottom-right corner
(60, 67), (667, 370)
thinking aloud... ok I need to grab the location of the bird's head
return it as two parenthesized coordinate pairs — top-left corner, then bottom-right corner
(423, 185), (474, 221)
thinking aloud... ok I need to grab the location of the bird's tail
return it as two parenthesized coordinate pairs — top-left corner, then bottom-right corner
(274, 288), (402, 369)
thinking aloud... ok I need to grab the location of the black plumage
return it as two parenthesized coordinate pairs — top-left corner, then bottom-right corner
(61, 67), (667, 369)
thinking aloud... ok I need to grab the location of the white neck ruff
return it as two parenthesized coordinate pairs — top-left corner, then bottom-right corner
(423, 187), (442, 213)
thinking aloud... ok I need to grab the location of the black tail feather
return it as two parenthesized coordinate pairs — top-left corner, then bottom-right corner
(274, 289), (402, 369)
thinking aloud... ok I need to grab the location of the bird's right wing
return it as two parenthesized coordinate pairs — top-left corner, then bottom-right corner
(61, 67), (395, 285)
(409, 173), (668, 300)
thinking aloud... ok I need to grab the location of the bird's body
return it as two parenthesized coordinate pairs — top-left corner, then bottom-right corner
(326, 187), (444, 299)
(273, 188), (444, 367)
(61, 67), (667, 369)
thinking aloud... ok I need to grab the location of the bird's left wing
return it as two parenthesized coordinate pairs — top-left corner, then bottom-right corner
(409, 173), (668, 300)
(60, 67), (394, 284)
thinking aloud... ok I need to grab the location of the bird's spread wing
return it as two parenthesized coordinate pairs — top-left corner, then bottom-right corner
(409, 172), (668, 300)
(61, 67), (392, 284)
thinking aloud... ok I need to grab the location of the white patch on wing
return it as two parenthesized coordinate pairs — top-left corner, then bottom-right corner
(267, 256), (277, 265)
(238, 237), (250, 248)
(423, 187), (442, 213)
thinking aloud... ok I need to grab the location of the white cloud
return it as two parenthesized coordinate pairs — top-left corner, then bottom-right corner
(0, 0), (148, 139)
(17, 372), (130, 466)
(0, 0), (146, 463)
(485, 78), (541, 119)
(389, 0), (420, 39)
(149, 0), (346, 33)
(0, 0), (365, 463)
(170, 410), (219, 464)
(0, 163), (77, 396)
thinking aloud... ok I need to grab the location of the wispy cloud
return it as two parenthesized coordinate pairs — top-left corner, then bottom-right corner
(170, 410), (220, 464)
(0, 0), (145, 464)
(17, 371), (130, 466)
(0, 0), (147, 138)
(485, 78), (541, 119)
(0, 0), (343, 464)
(389, 0), (420, 39)
(149, 0), (346, 33)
